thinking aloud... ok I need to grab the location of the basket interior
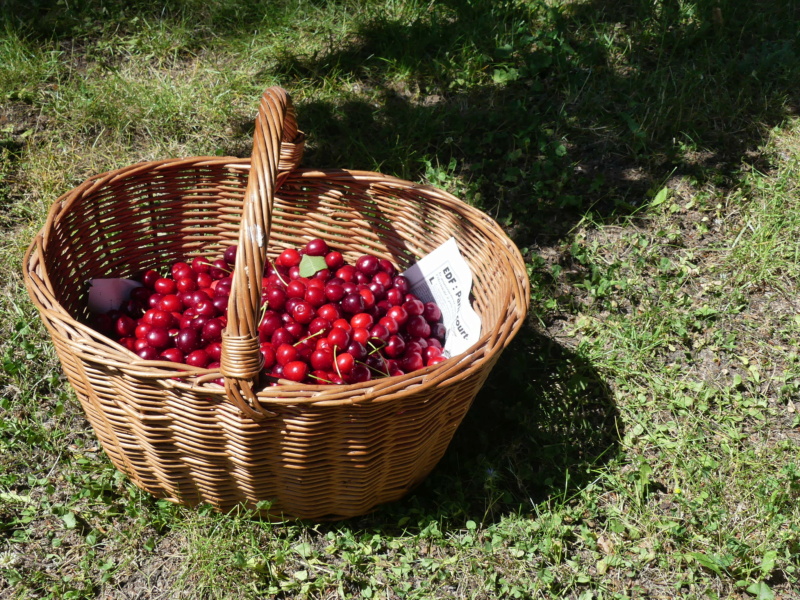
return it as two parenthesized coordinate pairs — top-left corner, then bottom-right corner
(43, 160), (519, 342)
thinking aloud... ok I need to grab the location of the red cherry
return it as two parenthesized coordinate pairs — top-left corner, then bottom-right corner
(136, 346), (159, 360)
(335, 352), (354, 375)
(378, 259), (396, 277)
(312, 268), (331, 282)
(194, 299), (218, 318)
(349, 363), (372, 383)
(145, 327), (172, 350)
(367, 281), (385, 299)
(402, 353), (424, 372)
(308, 317), (332, 337)
(135, 323), (151, 340)
(324, 282), (345, 302)
(259, 343), (276, 369)
(310, 348), (334, 371)
(160, 348), (184, 363)
(201, 318), (224, 343)
(214, 277), (232, 295)
(386, 288), (404, 306)
(328, 327), (351, 350)
(118, 337), (136, 351)
(191, 256), (210, 273)
(291, 301), (315, 325)
(351, 327), (370, 345)
(384, 335), (406, 358)
(369, 323), (390, 344)
(331, 318), (351, 332)
(141, 269), (161, 288)
(335, 265), (356, 282)
(144, 309), (174, 329)
(272, 327), (295, 347)
(130, 286), (153, 304)
(341, 293), (365, 314)
(115, 315), (136, 337)
(276, 343), (298, 366)
(427, 338), (443, 350)
(431, 322), (447, 342)
(210, 259), (229, 279)
(176, 277), (197, 293)
(386, 304), (408, 324)
(403, 297), (424, 317)
(283, 360), (308, 382)
(158, 294), (183, 313)
(392, 276), (410, 293)
(171, 261), (191, 279)
(223, 245), (238, 265)
(277, 248), (302, 268)
(406, 315), (431, 339)
(304, 286), (326, 307)
(175, 328), (201, 353)
(424, 346), (443, 362)
(284, 320), (306, 340)
(324, 251), (344, 270)
(378, 316), (400, 335)
(305, 238), (329, 256)
(296, 339), (316, 360)
(186, 349), (210, 368)
(212, 296), (229, 314)
(196, 273), (213, 289)
(423, 302), (442, 323)
(259, 312), (283, 341)
(350, 312), (374, 330)
(345, 340), (367, 361)
(258, 286), (284, 312)
(286, 280), (306, 299)
(318, 303), (341, 322)
(316, 338), (334, 352)
(355, 255), (380, 276)
(206, 342), (222, 361)
(154, 278), (177, 295)
(190, 315), (209, 331)
(372, 271), (392, 288)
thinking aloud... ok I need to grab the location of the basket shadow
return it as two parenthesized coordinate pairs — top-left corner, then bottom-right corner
(349, 321), (620, 530)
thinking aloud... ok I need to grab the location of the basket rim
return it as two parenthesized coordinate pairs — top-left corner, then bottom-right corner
(24, 157), (530, 413)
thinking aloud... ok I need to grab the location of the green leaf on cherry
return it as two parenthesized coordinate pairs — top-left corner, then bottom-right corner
(299, 254), (328, 277)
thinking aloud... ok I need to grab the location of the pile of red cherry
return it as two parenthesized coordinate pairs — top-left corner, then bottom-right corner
(92, 239), (448, 385)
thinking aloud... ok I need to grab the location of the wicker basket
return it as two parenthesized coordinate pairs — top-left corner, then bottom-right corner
(23, 87), (529, 520)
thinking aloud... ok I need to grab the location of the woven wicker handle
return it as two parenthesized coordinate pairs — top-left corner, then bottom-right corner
(220, 87), (303, 419)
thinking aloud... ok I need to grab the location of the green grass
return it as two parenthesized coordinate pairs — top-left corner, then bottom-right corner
(2, 0), (800, 598)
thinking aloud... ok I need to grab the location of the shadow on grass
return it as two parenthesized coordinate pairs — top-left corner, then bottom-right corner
(347, 321), (620, 530)
(269, 0), (800, 249)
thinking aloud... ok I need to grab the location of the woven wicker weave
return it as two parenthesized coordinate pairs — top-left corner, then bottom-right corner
(23, 87), (530, 520)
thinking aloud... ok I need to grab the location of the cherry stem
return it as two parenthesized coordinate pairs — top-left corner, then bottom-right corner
(367, 340), (386, 356)
(333, 346), (342, 379)
(267, 258), (289, 287)
(294, 328), (324, 347)
(359, 357), (390, 377)
(308, 373), (333, 385)
(201, 260), (230, 273)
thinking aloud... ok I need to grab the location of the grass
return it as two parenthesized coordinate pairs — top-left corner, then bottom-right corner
(2, 0), (800, 597)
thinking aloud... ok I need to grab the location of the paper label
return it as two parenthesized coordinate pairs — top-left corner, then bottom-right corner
(87, 279), (142, 314)
(402, 237), (482, 358)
